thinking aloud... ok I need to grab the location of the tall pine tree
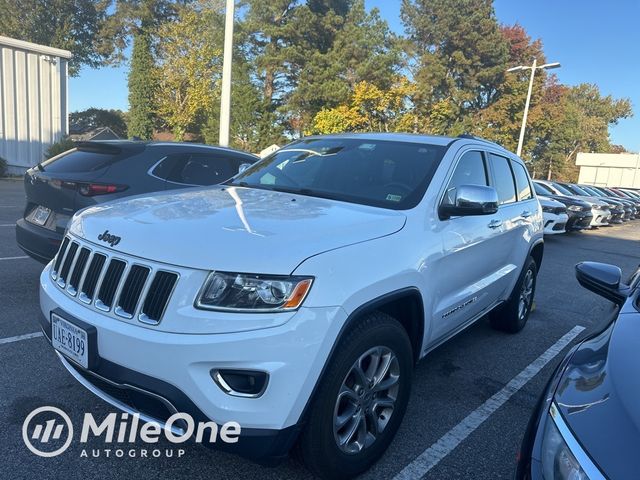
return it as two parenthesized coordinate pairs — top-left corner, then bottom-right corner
(127, 28), (157, 139)
(401, 0), (509, 134)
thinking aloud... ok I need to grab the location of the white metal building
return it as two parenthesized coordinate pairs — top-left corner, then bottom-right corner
(0, 36), (71, 174)
(576, 152), (640, 188)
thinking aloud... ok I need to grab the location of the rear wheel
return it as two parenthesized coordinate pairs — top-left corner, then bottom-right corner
(490, 256), (537, 333)
(298, 311), (413, 479)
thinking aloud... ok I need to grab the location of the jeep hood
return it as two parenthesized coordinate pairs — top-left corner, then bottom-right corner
(69, 186), (406, 273)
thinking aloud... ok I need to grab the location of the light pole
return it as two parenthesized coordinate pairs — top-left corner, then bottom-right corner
(219, 0), (235, 147)
(507, 59), (561, 157)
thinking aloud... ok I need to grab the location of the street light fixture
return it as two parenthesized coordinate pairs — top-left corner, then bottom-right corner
(507, 58), (561, 157)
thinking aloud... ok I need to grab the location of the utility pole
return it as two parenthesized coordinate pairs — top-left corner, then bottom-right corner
(507, 59), (561, 158)
(219, 0), (234, 147)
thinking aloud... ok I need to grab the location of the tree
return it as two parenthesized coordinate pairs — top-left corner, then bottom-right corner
(70, 108), (128, 138)
(529, 82), (632, 180)
(155, 2), (222, 141)
(401, 0), (509, 132)
(127, 29), (158, 139)
(286, 0), (400, 134)
(243, 0), (301, 143)
(310, 77), (417, 134)
(202, 57), (276, 152)
(0, 0), (116, 75)
(471, 24), (548, 153)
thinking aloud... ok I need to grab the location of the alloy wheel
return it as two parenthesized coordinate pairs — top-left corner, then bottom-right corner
(332, 346), (400, 454)
(518, 268), (534, 321)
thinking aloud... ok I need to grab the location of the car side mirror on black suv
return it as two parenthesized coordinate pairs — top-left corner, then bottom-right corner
(575, 261), (631, 306)
(439, 184), (499, 219)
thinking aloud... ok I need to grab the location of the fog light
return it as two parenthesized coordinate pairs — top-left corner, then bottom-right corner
(211, 369), (268, 398)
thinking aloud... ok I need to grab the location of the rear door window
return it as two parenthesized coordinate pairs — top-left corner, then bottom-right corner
(150, 154), (187, 180)
(510, 161), (533, 201)
(167, 153), (236, 186)
(488, 154), (517, 205)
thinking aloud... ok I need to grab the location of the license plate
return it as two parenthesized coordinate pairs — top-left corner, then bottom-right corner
(27, 205), (51, 226)
(51, 313), (89, 368)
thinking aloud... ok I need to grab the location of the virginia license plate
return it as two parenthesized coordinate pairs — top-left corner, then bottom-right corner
(27, 205), (51, 226)
(51, 313), (89, 368)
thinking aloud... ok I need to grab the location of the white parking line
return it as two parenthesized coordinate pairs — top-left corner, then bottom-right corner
(0, 224), (16, 227)
(393, 325), (585, 480)
(0, 331), (43, 345)
(0, 256), (30, 261)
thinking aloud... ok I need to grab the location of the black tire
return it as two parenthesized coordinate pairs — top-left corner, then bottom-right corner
(297, 311), (413, 479)
(490, 256), (538, 333)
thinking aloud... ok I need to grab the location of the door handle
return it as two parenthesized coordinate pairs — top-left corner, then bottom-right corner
(488, 219), (502, 229)
(521, 210), (532, 218)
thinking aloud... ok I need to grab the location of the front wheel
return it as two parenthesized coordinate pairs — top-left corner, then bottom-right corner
(490, 256), (538, 333)
(297, 311), (413, 479)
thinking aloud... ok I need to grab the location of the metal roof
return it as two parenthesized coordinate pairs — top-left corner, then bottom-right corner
(0, 36), (72, 58)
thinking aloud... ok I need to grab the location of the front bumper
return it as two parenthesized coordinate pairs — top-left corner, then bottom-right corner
(589, 209), (610, 227)
(542, 212), (568, 235)
(39, 265), (346, 458)
(565, 211), (592, 231)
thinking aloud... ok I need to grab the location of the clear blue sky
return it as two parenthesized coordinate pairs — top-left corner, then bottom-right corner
(69, 0), (639, 152)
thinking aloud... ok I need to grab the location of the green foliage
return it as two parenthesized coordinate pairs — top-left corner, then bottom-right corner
(310, 77), (417, 134)
(401, 0), (509, 131)
(155, 2), (222, 141)
(70, 108), (128, 138)
(286, 0), (401, 133)
(45, 138), (76, 159)
(0, 0), (117, 75)
(107, 0), (635, 169)
(127, 30), (157, 139)
(0, 156), (7, 177)
(202, 58), (281, 152)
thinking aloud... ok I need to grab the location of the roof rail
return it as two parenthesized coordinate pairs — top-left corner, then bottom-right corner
(457, 134), (503, 148)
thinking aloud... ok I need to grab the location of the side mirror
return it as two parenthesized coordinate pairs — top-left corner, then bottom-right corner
(575, 262), (630, 305)
(238, 163), (252, 174)
(439, 185), (499, 219)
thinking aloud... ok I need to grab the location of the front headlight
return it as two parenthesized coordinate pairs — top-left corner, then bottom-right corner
(542, 206), (554, 213)
(196, 272), (313, 312)
(567, 205), (582, 211)
(541, 404), (589, 480)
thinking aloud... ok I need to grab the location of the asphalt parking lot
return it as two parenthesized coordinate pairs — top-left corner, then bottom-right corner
(1, 177), (638, 479)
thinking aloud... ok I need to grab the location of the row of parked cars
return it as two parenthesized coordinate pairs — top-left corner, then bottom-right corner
(15, 135), (638, 479)
(536, 179), (640, 235)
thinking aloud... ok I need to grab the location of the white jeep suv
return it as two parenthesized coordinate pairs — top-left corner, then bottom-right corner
(39, 133), (544, 478)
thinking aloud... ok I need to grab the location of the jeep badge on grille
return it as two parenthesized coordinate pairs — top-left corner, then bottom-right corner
(97, 230), (121, 247)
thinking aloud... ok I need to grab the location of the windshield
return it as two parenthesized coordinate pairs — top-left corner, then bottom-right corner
(589, 186), (609, 196)
(550, 182), (574, 196)
(229, 137), (447, 209)
(533, 182), (553, 195)
(565, 184), (591, 196)
(581, 186), (601, 196)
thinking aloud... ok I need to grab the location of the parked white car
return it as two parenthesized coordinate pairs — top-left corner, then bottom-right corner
(39, 133), (544, 478)
(534, 180), (611, 227)
(538, 195), (568, 234)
